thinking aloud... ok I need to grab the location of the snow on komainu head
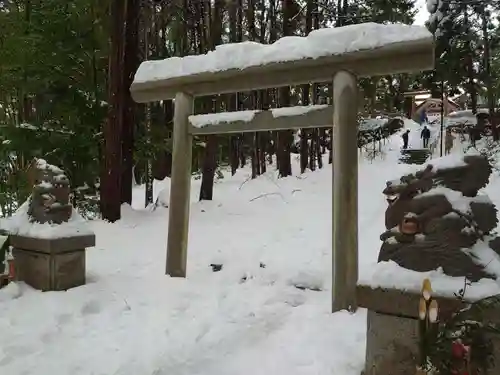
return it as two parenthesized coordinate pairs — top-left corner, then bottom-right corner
(27, 158), (72, 224)
(378, 154), (500, 283)
(0, 158), (93, 239)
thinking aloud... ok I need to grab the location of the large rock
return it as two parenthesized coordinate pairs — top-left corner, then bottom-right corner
(378, 154), (499, 282)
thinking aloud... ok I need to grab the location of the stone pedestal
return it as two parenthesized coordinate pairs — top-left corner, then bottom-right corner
(358, 285), (500, 375)
(10, 234), (95, 291)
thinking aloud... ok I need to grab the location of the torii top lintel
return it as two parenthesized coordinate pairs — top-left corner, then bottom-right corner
(130, 22), (435, 103)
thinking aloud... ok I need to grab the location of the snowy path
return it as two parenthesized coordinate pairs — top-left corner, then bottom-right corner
(0, 128), (460, 375)
(404, 119), (441, 151)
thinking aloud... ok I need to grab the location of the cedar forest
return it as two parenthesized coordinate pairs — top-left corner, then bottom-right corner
(0, 0), (499, 222)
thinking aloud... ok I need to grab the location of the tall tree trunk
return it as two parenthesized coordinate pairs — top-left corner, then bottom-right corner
(152, 101), (174, 179)
(300, 86), (310, 173)
(257, 4), (269, 173)
(300, 0), (313, 174)
(251, 93), (262, 178)
(199, 0), (223, 200)
(480, 7), (498, 140)
(336, 0), (343, 26)
(239, 133), (247, 168)
(310, 84), (320, 170)
(120, 0), (140, 205)
(311, 5), (324, 169)
(277, 88), (293, 177)
(228, 95), (239, 175)
(259, 90), (268, 173)
(144, 103), (154, 206)
(227, 0), (239, 175)
(143, 1), (154, 206)
(464, 8), (478, 115)
(277, 0), (293, 178)
(246, 0), (262, 179)
(152, 3), (174, 180)
(21, 0), (32, 124)
(199, 135), (218, 200)
(101, 0), (127, 221)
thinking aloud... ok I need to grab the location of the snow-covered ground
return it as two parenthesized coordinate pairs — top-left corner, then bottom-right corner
(1, 120), (499, 375)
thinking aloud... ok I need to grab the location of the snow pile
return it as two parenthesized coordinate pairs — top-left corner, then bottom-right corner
(445, 109), (489, 128)
(359, 118), (389, 131)
(0, 199), (93, 239)
(428, 151), (468, 169)
(134, 23), (431, 84)
(36, 158), (64, 175)
(155, 182), (171, 207)
(416, 187), (487, 213)
(467, 240), (500, 280)
(359, 260), (500, 300)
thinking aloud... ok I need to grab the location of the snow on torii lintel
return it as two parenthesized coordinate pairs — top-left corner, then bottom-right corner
(189, 104), (330, 129)
(189, 110), (260, 128)
(132, 23), (432, 86)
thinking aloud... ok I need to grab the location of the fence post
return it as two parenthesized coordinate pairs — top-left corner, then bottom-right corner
(332, 71), (359, 312)
(166, 92), (194, 277)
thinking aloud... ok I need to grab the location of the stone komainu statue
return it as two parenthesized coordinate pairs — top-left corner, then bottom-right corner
(27, 159), (72, 224)
(378, 154), (500, 282)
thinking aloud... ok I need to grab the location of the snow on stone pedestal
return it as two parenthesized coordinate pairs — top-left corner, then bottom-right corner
(0, 159), (95, 291)
(358, 153), (500, 375)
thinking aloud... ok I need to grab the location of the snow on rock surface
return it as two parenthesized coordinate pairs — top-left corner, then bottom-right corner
(0, 199), (94, 239)
(416, 187), (487, 214)
(133, 23), (432, 84)
(468, 240), (500, 280)
(1, 123), (499, 375)
(429, 152), (468, 170)
(35, 158), (63, 175)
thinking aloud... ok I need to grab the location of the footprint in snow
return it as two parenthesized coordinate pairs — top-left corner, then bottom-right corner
(56, 313), (72, 325)
(80, 299), (101, 316)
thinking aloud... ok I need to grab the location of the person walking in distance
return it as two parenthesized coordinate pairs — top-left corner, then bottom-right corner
(420, 108), (428, 125)
(421, 125), (431, 148)
(445, 128), (455, 155)
(402, 129), (410, 149)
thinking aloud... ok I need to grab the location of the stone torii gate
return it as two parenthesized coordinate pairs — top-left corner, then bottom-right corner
(130, 23), (434, 313)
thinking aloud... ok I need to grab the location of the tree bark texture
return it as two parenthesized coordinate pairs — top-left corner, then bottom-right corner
(101, 0), (126, 221)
